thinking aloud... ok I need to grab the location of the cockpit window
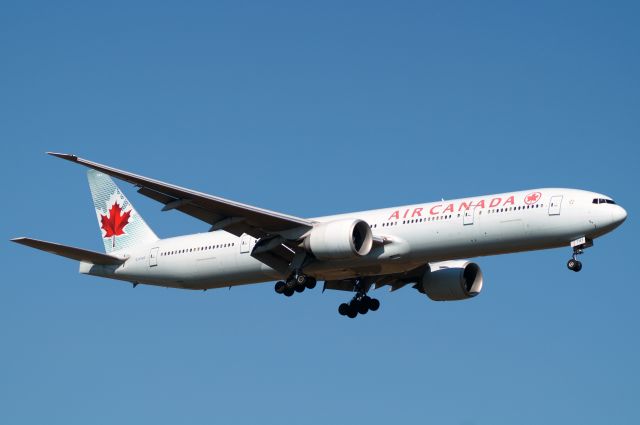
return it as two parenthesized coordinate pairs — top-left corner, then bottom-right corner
(592, 198), (616, 205)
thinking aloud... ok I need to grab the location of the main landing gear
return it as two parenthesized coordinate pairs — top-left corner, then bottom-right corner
(274, 273), (317, 297)
(567, 237), (593, 272)
(338, 280), (380, 319)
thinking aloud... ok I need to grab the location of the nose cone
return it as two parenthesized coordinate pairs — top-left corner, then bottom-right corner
(611, 205), (628, 226)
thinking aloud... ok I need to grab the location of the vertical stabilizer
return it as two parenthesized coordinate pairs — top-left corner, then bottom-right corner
(87, 169), (158, 253)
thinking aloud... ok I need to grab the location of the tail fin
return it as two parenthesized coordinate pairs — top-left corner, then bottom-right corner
(87, 169), (158, 253)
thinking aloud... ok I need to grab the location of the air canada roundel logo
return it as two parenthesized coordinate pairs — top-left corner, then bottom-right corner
(524, 191), (542, 205)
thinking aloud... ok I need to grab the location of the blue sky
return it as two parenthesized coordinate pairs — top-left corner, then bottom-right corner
(1, 1), (639, 424)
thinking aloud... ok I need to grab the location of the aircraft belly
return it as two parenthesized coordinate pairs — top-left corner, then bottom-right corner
(186, 253), (280, 288)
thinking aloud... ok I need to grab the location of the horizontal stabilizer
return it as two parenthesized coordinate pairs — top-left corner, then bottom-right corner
(11, 237), (125, 265)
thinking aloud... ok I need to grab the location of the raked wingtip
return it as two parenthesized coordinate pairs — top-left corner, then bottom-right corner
(47, 152), (78, 161)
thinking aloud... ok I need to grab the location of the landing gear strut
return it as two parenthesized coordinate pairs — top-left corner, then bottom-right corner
(338, 280), (380, 319)
(274, 272), (316, 297)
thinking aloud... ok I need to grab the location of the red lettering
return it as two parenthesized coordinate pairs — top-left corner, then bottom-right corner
(458, 202), (470, 211)
(402, 209), (409, 219)
(504, 195), (515, 206)
(489, 197), (502, 208)
(411, 207), (423, 217)
(471, 199), (485, 209)
(443, 203), (454, 214)
(430, 205), (442, 215)
(389, 210), (400, 220)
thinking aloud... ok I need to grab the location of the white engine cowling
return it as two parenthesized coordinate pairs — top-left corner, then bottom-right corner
(304, 219), (373, 260)
(418, 260), (484, 301)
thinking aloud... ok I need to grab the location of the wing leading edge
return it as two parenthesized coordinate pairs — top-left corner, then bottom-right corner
(47, 152), (313, 240)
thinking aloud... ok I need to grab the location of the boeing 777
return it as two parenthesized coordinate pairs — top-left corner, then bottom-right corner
(12, 153), (627, 318)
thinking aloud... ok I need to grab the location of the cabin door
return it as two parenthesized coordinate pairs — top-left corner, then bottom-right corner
(548, 196), (563, 216)
(463, 206), (478, 225)
(149, 247), (159, 267)
(240, 234), (252, 254)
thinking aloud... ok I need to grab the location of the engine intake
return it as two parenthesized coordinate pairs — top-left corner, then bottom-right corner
(418, 260), (484, 301)
(304, 219), (373, 260)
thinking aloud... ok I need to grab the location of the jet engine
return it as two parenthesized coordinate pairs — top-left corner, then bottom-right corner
(418, 260), (484, 301)
(304, 219), (373, 260)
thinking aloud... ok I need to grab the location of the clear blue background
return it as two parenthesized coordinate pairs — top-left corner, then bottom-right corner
(2, 1), (638, 424)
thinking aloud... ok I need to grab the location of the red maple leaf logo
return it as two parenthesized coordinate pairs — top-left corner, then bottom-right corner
(524, 192), (542, 204)
(100, 202), (131, 247)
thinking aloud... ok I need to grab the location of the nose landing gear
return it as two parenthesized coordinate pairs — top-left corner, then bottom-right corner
(567, 237), (593, 272)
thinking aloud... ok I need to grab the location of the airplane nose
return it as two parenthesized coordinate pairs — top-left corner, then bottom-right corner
(612, 205), (628, 225)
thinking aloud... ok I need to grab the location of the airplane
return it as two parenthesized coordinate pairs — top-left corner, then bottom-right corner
(12, 153), (627, 318)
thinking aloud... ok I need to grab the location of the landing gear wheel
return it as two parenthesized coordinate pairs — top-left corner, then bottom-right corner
(567, 259), (582, 272)
(369, 298), (380, 311)
(294, 283), (305, 293)
(274, 281), (286, 294)
(357, 301), (369, 315)
(346, 307), (357, 319)
(296, 274), (308, 286)
(338, 303), (349, 316)
(305, 277), (317, 290)
(283, 287), (294, 297)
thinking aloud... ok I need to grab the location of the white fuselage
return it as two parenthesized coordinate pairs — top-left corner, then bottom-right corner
(81, 188), (627, 289)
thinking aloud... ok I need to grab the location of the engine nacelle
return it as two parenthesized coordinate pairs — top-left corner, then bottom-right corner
(304, 219), (373, 260)
(418, 260), (484, 301)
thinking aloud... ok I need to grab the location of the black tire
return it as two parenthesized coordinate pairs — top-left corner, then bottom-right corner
(283, 288), (294, 297)
(567, 259), (577, 270)
(305, 278), (317, 290)
(369, 298), (380, 311)
(346, 307), (358, 319)
(274, 281), (286, 294)
(338, 303), (349, 316)
(296, 274), (307, 285)
(574, 261), (583, 272)
(294, 284), (305, 293)
(358, 302), (369, 315)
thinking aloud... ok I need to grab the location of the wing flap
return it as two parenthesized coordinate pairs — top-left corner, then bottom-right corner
(12, 237), (125, 265)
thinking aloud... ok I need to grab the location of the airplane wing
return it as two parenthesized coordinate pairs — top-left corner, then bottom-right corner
(12, 237), (125, 265)
(47, 153), (314, 240)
